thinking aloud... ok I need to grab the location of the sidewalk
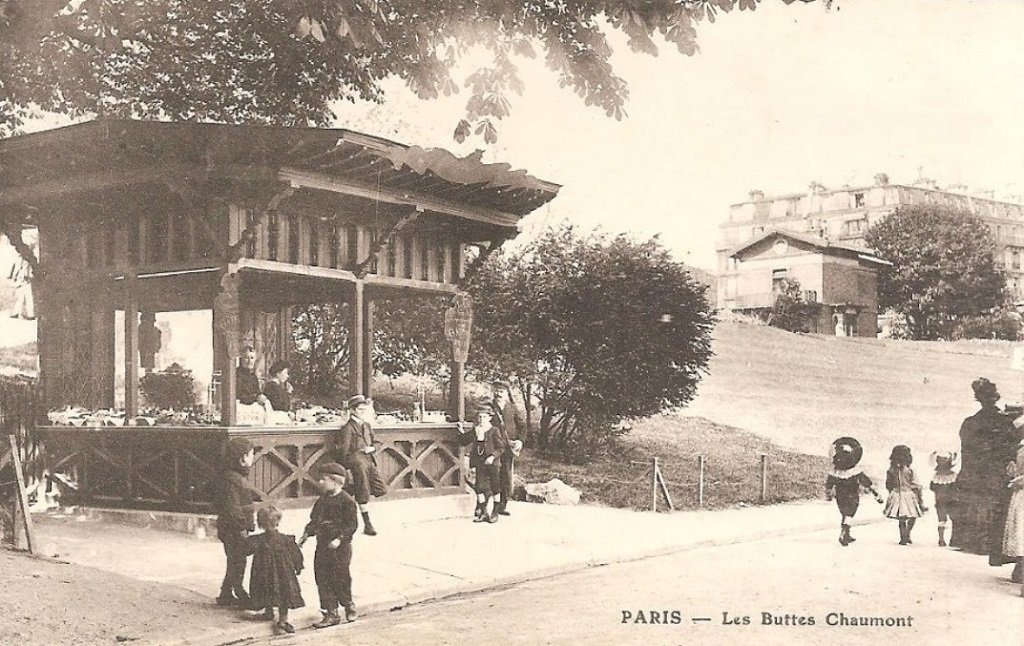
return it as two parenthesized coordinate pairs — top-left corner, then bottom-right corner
(31, 496), (881, 645)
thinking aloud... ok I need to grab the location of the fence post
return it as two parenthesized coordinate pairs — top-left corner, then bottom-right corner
(651, 456), (659, 512)
(760, 453), (768, 503)
(697, 455), (706, 507)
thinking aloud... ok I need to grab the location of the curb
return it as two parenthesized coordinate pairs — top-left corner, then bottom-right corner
(153, 513), (884, 646)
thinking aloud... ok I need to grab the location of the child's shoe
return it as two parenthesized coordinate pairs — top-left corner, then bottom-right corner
(313, 611), (341, 629)
(276, 621), (295, 634)
(487, 512), (499, 524)
(344, 604), (358, 622)
(362, 511), (378, 536)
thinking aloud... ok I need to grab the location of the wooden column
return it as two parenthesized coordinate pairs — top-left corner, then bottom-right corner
(449, 360), (465, 421)
(214, 271), (241, 426)
(349, 281), (365, 394)
(124, 272), (139, 420)
(362, 297), (374, 397)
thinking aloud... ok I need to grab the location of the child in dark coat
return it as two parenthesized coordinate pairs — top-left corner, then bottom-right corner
(825, 436), (883, 546)
(300, 462), (360, 628)
(215, 437), (261, 607)
(246, 506), (304, 634)
(458, 405), (504, 523)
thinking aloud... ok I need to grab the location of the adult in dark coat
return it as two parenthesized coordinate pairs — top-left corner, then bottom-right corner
(333, 395), (386, 536)
(236, 346), (264, 406)
(490, 383), (525, 516)
(215, 437), (261, 607)
(951, 378), (1024, 568)
(262, 360), (292, 412)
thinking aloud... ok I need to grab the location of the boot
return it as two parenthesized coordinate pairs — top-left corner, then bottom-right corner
(1012, 560), (1023, 584)
(938, 525), (947, 547)
(361, 511), (377, 536)
(906, 518), (915, 544)
(473, 502), (487, 522)
(313, 611), (341, 629)
(838, 524), (850, 546)
(898, 520), (908, 545)
(344, 604), (358, 622)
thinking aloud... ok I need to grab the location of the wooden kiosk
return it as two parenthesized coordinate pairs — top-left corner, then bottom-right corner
(0, 120), (558, 512)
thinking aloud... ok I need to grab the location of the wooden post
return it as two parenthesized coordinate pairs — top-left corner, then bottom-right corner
(651, 456), (659, 512)
(449, 360), (465, 421)
(760, 453), (769, 503)
(7, 436), (36, 553)
(697, 455), (706, 507)
(124, 272), (139, 420)
(350, 281), (365, 394)
(362, 296), (374, 397)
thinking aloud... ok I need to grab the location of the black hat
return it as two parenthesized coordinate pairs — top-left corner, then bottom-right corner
(972, 377), (999, 402)
(830, 436), (863, 470)
(316, 462), (349, 479)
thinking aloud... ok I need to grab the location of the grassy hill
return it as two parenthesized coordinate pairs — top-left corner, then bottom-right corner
(683, 320), (1019, 479)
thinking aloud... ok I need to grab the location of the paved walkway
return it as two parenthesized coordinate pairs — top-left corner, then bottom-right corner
(32, 496), (881, 645)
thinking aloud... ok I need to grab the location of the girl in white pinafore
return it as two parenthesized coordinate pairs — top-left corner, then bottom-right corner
(1002, 439), (1024, 583)
(884, 445), (927, 545)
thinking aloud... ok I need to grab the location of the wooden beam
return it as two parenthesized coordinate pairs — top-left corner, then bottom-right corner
(124, 272), (139, 420)
(362, 297), (374, 397)
(350, 281), (365, 394)
(280, 167), (521, 229)
(354, 206), (422, 279)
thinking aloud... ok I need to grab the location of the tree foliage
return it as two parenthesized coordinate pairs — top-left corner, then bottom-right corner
(764, 277), (818, 333)
(466, 225), (715, 457)
(0, 0), (821, 140)
(291, 297), (449, 399)
(864, 204), (1006, 340)
(139, 362), (196, 410)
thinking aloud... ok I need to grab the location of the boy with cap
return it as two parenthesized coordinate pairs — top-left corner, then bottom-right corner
(459, 404), (504, 523)
(300, 462), (360, 627)
(215, 437), (261, 606)
(334, 394), (387, 536)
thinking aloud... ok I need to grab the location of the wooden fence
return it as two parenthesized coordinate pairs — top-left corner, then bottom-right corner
(0, 376), (42, 489)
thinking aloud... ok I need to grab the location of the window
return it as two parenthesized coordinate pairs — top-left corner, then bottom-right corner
(853, 192), (865, 208)
(804, 290), (818, 303)
(1013, 251), (1020, 271)
(772, 268), (788, 293)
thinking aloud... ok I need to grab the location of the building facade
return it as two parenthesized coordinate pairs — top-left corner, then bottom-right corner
(717, 175), (1024, 304)
(724, 230), (888, 337)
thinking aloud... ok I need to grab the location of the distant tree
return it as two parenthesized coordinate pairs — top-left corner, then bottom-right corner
(467, 225), (715, 457)
(864, 204), (1006, 340)
(139, 363), (196, 410)
(764, 278), (818, 333)
(0, 0), (823, 141)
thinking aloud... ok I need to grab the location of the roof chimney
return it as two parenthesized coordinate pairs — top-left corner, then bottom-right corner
(748, 189), (765, 202)
(873, 172), (890, 186)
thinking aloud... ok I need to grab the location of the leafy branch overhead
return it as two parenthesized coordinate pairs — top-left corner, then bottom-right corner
(0, 0), (825, 140)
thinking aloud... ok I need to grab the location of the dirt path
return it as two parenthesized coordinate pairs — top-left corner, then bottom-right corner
(0, 550), (245, 646)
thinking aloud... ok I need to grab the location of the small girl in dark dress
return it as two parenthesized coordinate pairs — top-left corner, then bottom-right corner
(246, 506), (305, 634)
(825, 437), (883, 546)
(929, 451), (959, 547)
(884, 445), (928, 545)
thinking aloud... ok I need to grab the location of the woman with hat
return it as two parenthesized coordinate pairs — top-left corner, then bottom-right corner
(333, 395), (387, 536)
(951, 378), (1024, 568)
(825, 436), (883, 546)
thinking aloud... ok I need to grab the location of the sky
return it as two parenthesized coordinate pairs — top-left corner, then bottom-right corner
(332, 0), (1024, 270)
(9, 0), (1024, 272)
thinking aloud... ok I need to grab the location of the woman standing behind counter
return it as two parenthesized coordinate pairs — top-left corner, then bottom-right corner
(262, 361), (292, 412)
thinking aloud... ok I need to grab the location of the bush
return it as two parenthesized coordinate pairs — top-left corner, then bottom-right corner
(952, 308), (1022, 341)
(139, 363), (197, 410)
(762, 278), (820, 333)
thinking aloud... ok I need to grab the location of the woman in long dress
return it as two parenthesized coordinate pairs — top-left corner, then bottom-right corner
(1002, 440), (1024, 583)
(951, 378), (1023, 568)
